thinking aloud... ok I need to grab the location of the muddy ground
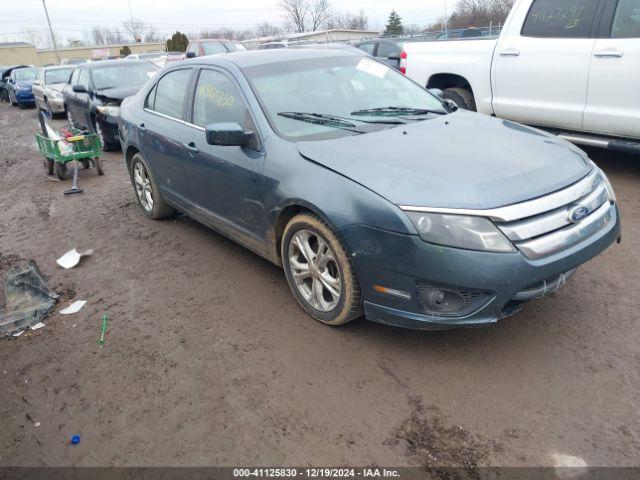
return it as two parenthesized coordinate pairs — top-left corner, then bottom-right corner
(0, 102), (639, 470)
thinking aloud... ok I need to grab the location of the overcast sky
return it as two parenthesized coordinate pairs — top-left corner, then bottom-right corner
(0, 0), (449, 44)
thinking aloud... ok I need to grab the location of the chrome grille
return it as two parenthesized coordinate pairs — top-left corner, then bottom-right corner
(495, 170), (615, 259)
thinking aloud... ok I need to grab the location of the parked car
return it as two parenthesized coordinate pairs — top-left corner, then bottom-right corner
(185, 39), (246, 58)
(125, 52), (167, 67)
(401, 0), (640, 153)
(0, 65), (11, 102)
(61, 58), (87, 65)
(356, 36), (438, 69)
(63, 60), (159, 150)
(119, 49), (620, 330)
(32, 65), (75, 117)
(257, 40), (317, 50)
(5, 66), (39, 108)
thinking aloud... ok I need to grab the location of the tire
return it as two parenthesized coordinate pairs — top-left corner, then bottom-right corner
(94, 157), (104, 175)
(54, 162), (70, 180)
(129, 153), (173, 219)
(93, 118), (118, 151)
(9, 92), (17, 107)
(442, 87), (476, 111)
(43, 158), (54, 176)
(81, 159), (91, 169)
(281, 213), (362, 326)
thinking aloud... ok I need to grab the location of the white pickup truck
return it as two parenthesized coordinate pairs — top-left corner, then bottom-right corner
(402, 0), (640, 153)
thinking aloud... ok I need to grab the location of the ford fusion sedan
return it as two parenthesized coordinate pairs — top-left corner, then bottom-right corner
(33, 65), (75, 117)
(6, 66), (39, 108)
(119, 49), (620, 330)
(63, 60), (159, 150)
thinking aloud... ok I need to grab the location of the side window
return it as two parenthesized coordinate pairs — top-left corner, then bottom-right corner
(358, 43), (375, 55)
(153, 69), (192, 119)
(611, 0), (640, 38)
(193, 69), (250, 129)
(78, 69), (89, 89)
(69, 69), (79, 85)
(521, 0), (600, 38)
(145, 84), (157, 109)
(377, 42), (399, 58)
(187, 43), (198, 55)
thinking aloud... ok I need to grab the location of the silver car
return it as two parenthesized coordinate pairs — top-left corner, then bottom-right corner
(32, 65), (75, 117)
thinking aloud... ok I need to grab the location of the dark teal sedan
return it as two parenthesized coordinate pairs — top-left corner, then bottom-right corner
(118, 49), (620, 330)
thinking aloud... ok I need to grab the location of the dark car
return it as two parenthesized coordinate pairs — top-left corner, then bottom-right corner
(185, 39), (246, 59)
(356, 35), (439, 70)
(5, 66), (39, 108)
(63, 60), (159, 150)
(118, 49), (619, 330)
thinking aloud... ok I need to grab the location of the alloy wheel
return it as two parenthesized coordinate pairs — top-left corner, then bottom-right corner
(288, 229), (342, 312)
(133, 162), (154, 212)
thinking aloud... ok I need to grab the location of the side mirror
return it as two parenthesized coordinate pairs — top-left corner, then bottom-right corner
(186, 51), (196, 59)
(428, 88), (444, 98)
(72, 84), (87, 93)
(206, 122), (254, 147)
(387, 53), (401, 60)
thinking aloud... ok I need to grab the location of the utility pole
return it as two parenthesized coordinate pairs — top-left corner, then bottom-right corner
(41, 0), (60, 63)
(444, 2), (448, 37)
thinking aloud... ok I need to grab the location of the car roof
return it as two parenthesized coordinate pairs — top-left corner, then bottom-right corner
(42, 65), (75, 71)
(79, 59), (156, 69)
(184, 48), (360, 69)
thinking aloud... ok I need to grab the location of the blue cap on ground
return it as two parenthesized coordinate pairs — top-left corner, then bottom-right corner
(71, 435), (80, 444)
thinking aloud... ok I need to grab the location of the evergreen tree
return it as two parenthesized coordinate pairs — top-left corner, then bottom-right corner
(385, 10), (404, 36)
(166, 31), (189, 52)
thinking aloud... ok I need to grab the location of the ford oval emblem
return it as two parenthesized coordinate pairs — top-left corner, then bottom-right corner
(569, 206), (589, 223)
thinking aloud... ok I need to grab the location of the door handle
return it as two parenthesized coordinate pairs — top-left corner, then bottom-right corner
(499, 48), (520, 57)
(594, 49), (623, 58)
(182, 141), (199, 154)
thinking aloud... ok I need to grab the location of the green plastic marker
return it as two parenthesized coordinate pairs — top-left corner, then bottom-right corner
(98, 315), (108, 345)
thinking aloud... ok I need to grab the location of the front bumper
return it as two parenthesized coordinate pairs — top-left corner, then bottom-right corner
(15, 90), (34, 104)
(339, 206), (620, 330)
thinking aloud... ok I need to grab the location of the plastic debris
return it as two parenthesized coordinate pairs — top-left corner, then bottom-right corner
(98, 315), (108, 345)
(0, 261), (58, 337)
(30, 322), (45, 330)
(71, 435), (81, 445)
(60, 300), (86, 315)
(56, 249), (94, 269)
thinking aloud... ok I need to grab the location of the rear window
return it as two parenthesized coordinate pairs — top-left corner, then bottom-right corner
(151, 68), (192, 119)
(611, 0), (640, 38)
(202, 42), (228, 55)
(46, 68), (74, 85)
(521, 0), (600, 38)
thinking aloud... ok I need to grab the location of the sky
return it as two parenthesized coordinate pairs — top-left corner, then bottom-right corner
(0, 0), (449, 45)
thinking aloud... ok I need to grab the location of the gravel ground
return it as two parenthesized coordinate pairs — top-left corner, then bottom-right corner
(0, 102), (639, 470)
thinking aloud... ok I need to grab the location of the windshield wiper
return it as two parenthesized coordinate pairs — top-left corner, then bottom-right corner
(350, 106), (446, 116)
(278, 112), (366, 132)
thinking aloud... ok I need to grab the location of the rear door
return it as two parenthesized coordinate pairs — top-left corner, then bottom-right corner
(141, 68), (195, 207)
(492, 0), (602, 129)
(32, 69), (45, 107)
(583, 0), (640, 139)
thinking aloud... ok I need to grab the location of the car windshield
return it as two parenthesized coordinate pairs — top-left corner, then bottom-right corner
(91, 63), (159, 90)
(202, 42), (228, 55)
(46, 68), (74, 84)
(245, 55), (447, 140)
(228, 42), (247, 51)
(14, 68), (38, 81)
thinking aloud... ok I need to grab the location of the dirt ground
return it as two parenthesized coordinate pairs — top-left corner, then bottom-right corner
(0, 102), (639, 470)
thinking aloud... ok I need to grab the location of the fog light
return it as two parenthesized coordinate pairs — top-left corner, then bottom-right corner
(417, 283), (493, 317)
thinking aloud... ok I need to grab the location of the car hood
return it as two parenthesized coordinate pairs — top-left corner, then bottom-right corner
(95, 85), (142, 102)
(16, 80), (33, 88)
(297, 111), (592, 209)
(47, 83), (66, 92)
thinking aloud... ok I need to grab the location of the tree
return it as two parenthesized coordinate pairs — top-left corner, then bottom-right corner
(280, 0), (333, 33)
(145, 25), (162, 43)
(384, 10), (404, 36)
(120, 45), (132, 56)
(123, 18), (146, 42)
(325, 10), (368, 30)
(166, 31), (188, 52)
(254, 22), (282, 38)
(446, 0), (514, 29)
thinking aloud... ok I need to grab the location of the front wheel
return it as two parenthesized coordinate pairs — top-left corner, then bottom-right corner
(442, 87), (476, 111)
(54, 162), (70, 180)
(129, 153), (173, 219)
(282, 213), (362, 326)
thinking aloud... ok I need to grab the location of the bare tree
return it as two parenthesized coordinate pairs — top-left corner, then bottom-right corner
(123, 18), (146, 42)
(447, 0), (514, 29)
(280, 0), (310, 33)
(255, 22), (282, 38)
(145, 25), (162, 42)
(326, 10), (368, 30)
(309, 0), (334, 31)
(21, 28), (45, 48)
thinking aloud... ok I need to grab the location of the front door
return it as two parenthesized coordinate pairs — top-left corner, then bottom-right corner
(492, 0), (601, 130)
(583, 0), (640, 139)
(181, 68), (267, 250)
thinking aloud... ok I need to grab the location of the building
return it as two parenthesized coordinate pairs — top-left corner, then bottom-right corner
(0, 42), (167, 66)
(243, 29), (380, 49)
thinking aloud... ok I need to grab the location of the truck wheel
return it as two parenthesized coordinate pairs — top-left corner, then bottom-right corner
(282, 213), (362, 326)
(442, 87), (476, 112)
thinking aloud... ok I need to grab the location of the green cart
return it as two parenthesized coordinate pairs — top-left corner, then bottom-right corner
(35, 130), (104, 181)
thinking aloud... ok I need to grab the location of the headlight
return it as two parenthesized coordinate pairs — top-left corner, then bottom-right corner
(405, 211), (516, 253)
(96, 105), (120, 116)
(16, 84), (29, 91)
